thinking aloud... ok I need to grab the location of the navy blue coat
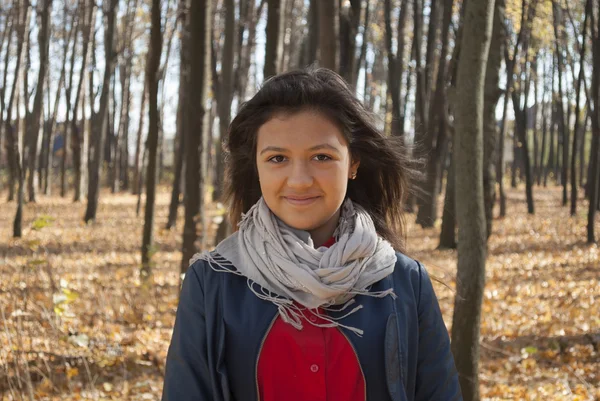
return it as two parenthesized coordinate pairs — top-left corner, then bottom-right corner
(162, 252), (462, 401)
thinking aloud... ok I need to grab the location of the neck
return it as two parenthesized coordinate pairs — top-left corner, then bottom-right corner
(309, 208), (341, 248)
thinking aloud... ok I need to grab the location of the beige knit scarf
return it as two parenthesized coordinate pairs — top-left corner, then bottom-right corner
(190, 197), (397, 336)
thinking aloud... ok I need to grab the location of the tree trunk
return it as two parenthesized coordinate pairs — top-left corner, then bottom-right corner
(75, 64), (90, 203)
(587, 0), (600, 243)
(41, 119), (50, 194)
(72, 0), (96, 201)
(511, 131), (519, 188)
(84, 28), (98, 200)
(424, 0), (441, 98)
(25, 0), (52, 203)
(116, 0), (139, 192)
(156, 5), (177, 187)
(45, 6), (75, 196)
(511, 44), (536, 214)
(439, 148), (457, 249)
(132, 80), (147, 195)
(412, 0), (425, 143)
(415, 0), (453, 228)
(570, 0), (590, 216)
(589, 120), (599, 240)
(22, 6), (31, 198)
(579, 110), (589, 188)
(354, 0), (370, 90)
(119, 72), (132, 191)
(384, 0), (408, 139)
(538, 58), (548, 186)
(555, 97), (561, 182)
(483, 0), (505, 239)
(8, 0), (32, 237)
(61, 1), (82, 198)
(158, 104), (165, 184)
(14, 94), (25, 238)
(546, 98), (556, 187)
(264, 0), (285, 79)
(281, 0), (302, 71)
(552, 0), (569, 205)
(181, 0), (211, 274)
(0, 12), (12, 174)
(215, 217), (232, 245)
(402, 56), (413, 146)
(234, 0), (266, 105)
(403, 66), (415, 212)
(451, 1), (494, 400)
(106, 75), (116, 189)
(213, 0), (235, 202)
(0, 11), (15, 199)
(167, 0), (189, 230)
(317, 0), (337, 71)
(141, 0), (163, 278)
(532, 58), (539, 186)
(513, 99), (535, 214)
(84, 0), (118, 223)
(411, 0), (429, 218)
(304, 0), (319, 67)
(166, 121), (186, 228)
(118, 59), (133, 192)
(339, 0), (361, 84)
(136, 144), (147, 216)
(497, 0), (535, 215)
(110, 81), (121, 192)
(362, 48), (371, 105)
(497, 82), (509, 214)
(205, 98), (216, 195)
(539, 103), (548, 185)
(38, 92), (48, 193)
(166, 94), (186, 229)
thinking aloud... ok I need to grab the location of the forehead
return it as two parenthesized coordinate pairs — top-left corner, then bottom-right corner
(256, 110), (348, 150)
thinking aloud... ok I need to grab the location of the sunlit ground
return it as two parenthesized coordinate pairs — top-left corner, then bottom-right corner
(1, 183), (598, 400)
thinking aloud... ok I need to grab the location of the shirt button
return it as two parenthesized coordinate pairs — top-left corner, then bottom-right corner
(310, 364), (319, 373)
(309, 316), (317, 323)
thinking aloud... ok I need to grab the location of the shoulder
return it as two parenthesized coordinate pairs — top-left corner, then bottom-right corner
(185, 251), (237, 289)
(392, 251), (424, 281)
(186, 257), (208, 283)
(391, 251), (430, 305)
(393, 251), (421, 273)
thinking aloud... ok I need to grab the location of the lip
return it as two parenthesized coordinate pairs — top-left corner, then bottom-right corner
(283, 196), (321, 206)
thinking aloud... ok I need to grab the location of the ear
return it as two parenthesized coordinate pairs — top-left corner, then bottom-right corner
(349, 157), (360, 179)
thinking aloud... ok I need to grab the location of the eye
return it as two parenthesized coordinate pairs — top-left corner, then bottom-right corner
(313, 154), (332, 162)
(267, 155), (286, 163)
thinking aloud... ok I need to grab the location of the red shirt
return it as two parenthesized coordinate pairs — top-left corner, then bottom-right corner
(257, 237), (366, 401)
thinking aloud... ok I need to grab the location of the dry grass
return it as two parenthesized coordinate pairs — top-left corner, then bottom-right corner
(0, 184), (598, 400)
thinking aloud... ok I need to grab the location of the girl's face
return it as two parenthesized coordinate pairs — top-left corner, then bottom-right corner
(256, 109), (359, 247)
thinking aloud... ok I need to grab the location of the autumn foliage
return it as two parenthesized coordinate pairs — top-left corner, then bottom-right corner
(1, 185), (598, 400)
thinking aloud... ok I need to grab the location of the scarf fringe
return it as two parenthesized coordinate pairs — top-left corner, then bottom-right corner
(190, 250), (397, 337)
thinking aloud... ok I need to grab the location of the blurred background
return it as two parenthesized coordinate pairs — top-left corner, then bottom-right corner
(0, 0), (599, 399)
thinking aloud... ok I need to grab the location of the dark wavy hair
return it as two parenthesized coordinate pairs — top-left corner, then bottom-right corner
(223, 67), (417, 252)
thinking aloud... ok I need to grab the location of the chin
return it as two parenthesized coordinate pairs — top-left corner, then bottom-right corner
(266, 198), (337, 232)
(279, 215), (321, 231)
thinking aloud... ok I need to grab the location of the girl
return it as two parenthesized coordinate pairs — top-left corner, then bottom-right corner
(162, 68), (462, 401)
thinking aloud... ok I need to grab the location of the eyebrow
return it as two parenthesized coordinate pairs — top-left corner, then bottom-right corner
(259, 143), (341, 155)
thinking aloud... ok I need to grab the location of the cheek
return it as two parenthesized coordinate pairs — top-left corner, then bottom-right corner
(256, 162), (349, 197)
(316, 168), (349, 201)
(256, 165), (281, 194)
(319, 164), (348, 184)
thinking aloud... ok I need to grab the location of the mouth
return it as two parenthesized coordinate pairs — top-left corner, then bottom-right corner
(283, 196), (321, 206)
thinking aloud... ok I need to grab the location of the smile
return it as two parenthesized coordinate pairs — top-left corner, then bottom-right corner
(283, 196), (321, 206)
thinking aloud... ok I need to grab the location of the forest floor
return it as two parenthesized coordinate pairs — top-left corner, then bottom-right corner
(0, 184), (599, 400)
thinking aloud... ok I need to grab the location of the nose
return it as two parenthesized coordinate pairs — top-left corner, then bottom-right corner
(286, 161), (313, 189)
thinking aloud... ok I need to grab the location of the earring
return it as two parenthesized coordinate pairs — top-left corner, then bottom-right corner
(351, 171), (357, 180)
